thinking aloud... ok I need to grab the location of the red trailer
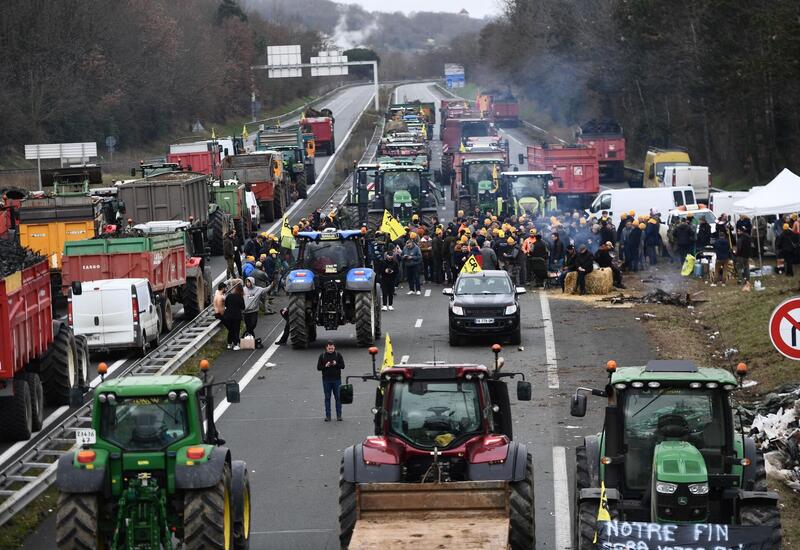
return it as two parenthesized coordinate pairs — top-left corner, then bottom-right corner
(527, 144), (599, 209)
(302, 117), (335, 155)
(0, 259), (87, 441)
(576, 120), (626, 183)
(167, 142), (221, 178)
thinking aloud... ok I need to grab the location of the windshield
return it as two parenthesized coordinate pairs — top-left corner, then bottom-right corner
(466, 163), (499, 189)
(623, 388), (726, 491)
(456, 275), (512, 295)
(509, 175), (547, 199)
(301, 239), (360, 274)
(390, 380), (483, 448)
(382, 171), (421, 205)
(100, 396), (189, 451)
(656, 161), (689, 180)
(462, 122), (491, 139)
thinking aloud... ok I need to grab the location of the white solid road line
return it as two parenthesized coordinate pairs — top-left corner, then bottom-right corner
(400, 355), (409, 364)
(89, 358), (127, 388)
(552, 446), (572, 549)
(539, 291), (559, 389)
(424, 289), (431, 297)
(213, 342), (279, 422)
(414, 318), (423, 328)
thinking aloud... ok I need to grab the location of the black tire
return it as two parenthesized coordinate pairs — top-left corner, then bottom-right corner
(740, 501), (781, 549)
(449, 325), (460, 346)
(329, 138), (336, 155)
(273, 193), (283, 219)
(231, 460), (251, 550)
(0, 378), (32, 441)
(74, 335), (89, 388)
(39, 323), (77, 406)
(21, 372), (44, 432)
(183, 276), (203, 320)
(374, 288), (382, 340)
(56, 492), (105, 549)
(208, 208), (227, 256)
(510, 322), (521, 345)
(306, 163), (316, 186)
(508, 452), (535, 550)
(296, 171), (308, 199)
(261, 201), (274, 224)
(160, 296), (174, 333)
(288, 294), (309, 349)
(184, 463), (233, 550)
(354, 291), (376, 346)
(137, 329), (149, 358)
(338, 458), (356, 550)
(203, 266), (213, 306)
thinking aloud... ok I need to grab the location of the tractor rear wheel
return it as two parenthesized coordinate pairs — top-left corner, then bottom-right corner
(740, 502), (781, 548)
(338, 458), (356, 549)
(21, 372), (44, 432)
(508, 452), (535, 550)
(39, 323), (77, 406)
(296, 171), (308, 199)
(261, 201), (275, 223)
(209, 209), (226, 256)
(74, 335), (89, 388)
(231, 460), (251, 550)
(288, 294), (309, 349)
(160, 296), (174, 333)
(0, 378), (32, 441)
(56, 492), (105, 549)
(354, 291), (377, 347)
(184, 464), (233, 550)
(183, 276), (204, 320)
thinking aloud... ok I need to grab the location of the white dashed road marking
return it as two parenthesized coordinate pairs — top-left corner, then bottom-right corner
(424, 289), (431, 297)
(553, 446), (572, 548)
(414, 318), (423, 328)
(539, 291), (559, 389)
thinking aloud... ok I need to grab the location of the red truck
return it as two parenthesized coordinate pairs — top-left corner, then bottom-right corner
(302, 108), (335, 155)
(526, 144), (599, 209)
(167, 142), (222, 178)
(221, 151), (287, 223)
(0, 258), (88, 441)
(477, 90), (520, 127)
(576, 120), (625, 183)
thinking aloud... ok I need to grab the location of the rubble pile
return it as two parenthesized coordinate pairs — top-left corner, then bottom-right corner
(0, 239), (46, 279)
(602, 288), (706, 307)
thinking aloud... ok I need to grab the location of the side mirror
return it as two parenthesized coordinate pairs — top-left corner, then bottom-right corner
(69, 387), (83, 408)
(71, 281), (82, 296)
(225, 381), (241, 403)
(118, 200), (126, 214)
(570, 392), (587, 417)
(518, 153), (524, 165)
(517, 380), (532, 401)
(442, 288), (453, 296)
(340, 384), (354, 405)
(515, 287), (526, 295)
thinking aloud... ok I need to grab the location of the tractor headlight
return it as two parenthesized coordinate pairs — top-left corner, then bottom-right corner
(656, 482), (678, 494)
(168, 391), (177, 402)
(689, 483), (709, 495)
(98, 393), (107, 403)
(451, 305), (464, 316)
(504, 304), (517, 315)
(106, 394), (117, 406)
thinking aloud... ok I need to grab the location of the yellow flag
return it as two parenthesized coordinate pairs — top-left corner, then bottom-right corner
(280, 214), (295, 249)
(211, 127), (216, 140)
(242, 125), (249, 142)
(421, 124), (427, 139)
(381, 333), (394, 372)
(379, 210), (405, 241)
(459, 141), (466, 153)
(593, 481), (612, 543)
(461, 254), (482, 274)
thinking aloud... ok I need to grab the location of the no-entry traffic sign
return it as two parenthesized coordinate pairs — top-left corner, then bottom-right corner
(769, 297), (800, 360)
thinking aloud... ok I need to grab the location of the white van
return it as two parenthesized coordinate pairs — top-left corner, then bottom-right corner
(588, 186), (697, 220)
(662, 166), (710, 201)
(69, 278), (160, 356)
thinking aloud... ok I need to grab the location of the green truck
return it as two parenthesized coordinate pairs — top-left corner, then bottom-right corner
(256, 125), (315, 198)
(570, 360), (781, 549)
(209, 179), (255, 246)
(55, 365), (250, 550)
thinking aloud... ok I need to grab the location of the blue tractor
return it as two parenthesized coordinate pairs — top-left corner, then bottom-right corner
(286, 228), (381, 348)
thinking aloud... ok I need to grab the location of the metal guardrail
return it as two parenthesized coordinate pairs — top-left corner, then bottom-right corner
(0, 308), (220, 526)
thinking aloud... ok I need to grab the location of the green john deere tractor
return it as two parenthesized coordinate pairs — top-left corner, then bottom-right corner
(55, 362), (250, 550)
(570, 359), (781, 549)
(368, 165), (438, 229)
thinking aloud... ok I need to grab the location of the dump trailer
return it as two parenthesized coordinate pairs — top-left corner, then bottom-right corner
(221, 151), (287, 223)
(0, 252), (88, 441)
(338, 347), (535, 549)
(302, 107), (335, 155)
(167, 141), (222, 178)
(256, 125), (315, 195)
(477, 90), (520, 127)
(116, 171), (220, 256)
(526, 144), (599, 209)
(62, 227), (211, 328)
(576, 119), (626, 183)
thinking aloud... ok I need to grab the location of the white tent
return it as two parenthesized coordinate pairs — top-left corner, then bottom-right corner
(733, 168), (800, 216)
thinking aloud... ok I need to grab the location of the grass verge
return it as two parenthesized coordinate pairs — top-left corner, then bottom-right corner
(177, 329), (227, 377)
(0, 487), (58, 549)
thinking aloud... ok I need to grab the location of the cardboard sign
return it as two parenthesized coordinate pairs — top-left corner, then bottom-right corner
(598, 521), (775, 550)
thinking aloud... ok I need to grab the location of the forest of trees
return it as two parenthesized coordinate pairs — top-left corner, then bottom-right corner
(0, 0), (323, 156)
(463, 0), (800, 182)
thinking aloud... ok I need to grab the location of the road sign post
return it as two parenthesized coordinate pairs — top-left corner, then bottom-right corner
(769, 297), (800, 360)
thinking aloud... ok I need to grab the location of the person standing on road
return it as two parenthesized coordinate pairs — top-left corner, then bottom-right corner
(734, 228), (752, 284)
(317, 341), (345, 421)
(776, 223), (797, 276)
(377, 250), (399, 311)
(213, 282), (227, 320)
(243, 277), (266, 336)
(223, 281), (245, 350)
(403, 237), (422, 295)
(224, 230), (241, 279)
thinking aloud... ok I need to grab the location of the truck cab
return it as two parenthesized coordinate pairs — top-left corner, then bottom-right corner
(499, 171), (555, 218)
(644, 148), (691, 188)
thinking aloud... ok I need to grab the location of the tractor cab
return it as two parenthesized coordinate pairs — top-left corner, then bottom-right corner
(499, 171), (556, 218)
(295, 229), (366, 279)
(569, 359), (781, 549)
(371, 165), (437, 225)
(462, 159), (505, 215)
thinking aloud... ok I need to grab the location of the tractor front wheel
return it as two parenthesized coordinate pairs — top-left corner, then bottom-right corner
(209, 209), (227, 256)
(354, 291), (377, 347)
(338, 458), (356, 549)
(183, 464), (233, 550)
(508, 452), (535, 550)
(740, 502), (782, 548)
(231, 460), (251, 550)
(296, 171), (308, 199)
(56, 492), (105, 549)
(288, 294), (310, 349)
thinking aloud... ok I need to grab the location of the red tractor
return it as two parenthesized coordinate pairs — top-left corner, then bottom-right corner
(338, 345), (534, 549)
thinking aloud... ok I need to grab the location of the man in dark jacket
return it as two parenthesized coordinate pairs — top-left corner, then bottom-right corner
(776, 223), (797, 276)
(223, 230), (242, 279)
(575, 244), (594, 295)
(625, 223), (643, 272)
(549, 232), (565, 271)
(317, 341), (345, 421)
(596, 242), (624, 288)
(713, 234), (732, 283)
(674, 219), (695, 261)
(431, 229), (445, 283)
(696, 218), (712, 249)
(734, 228), (752, 284)
(223, 281), (245, 350)
(558, 244), (578, 292)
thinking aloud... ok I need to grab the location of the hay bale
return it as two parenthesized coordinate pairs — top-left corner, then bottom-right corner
(564, 268), (613, 295)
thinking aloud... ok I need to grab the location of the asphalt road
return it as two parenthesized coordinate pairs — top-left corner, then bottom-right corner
(22, 82), (656, 550)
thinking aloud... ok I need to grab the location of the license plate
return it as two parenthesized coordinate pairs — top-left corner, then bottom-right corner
(475, 318), (494, 324)
(75, 428), (96, 446)
(88, 334), (101, 342)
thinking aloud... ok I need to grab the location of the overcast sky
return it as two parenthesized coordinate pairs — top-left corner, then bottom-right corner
(341, 0), (502, 19)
